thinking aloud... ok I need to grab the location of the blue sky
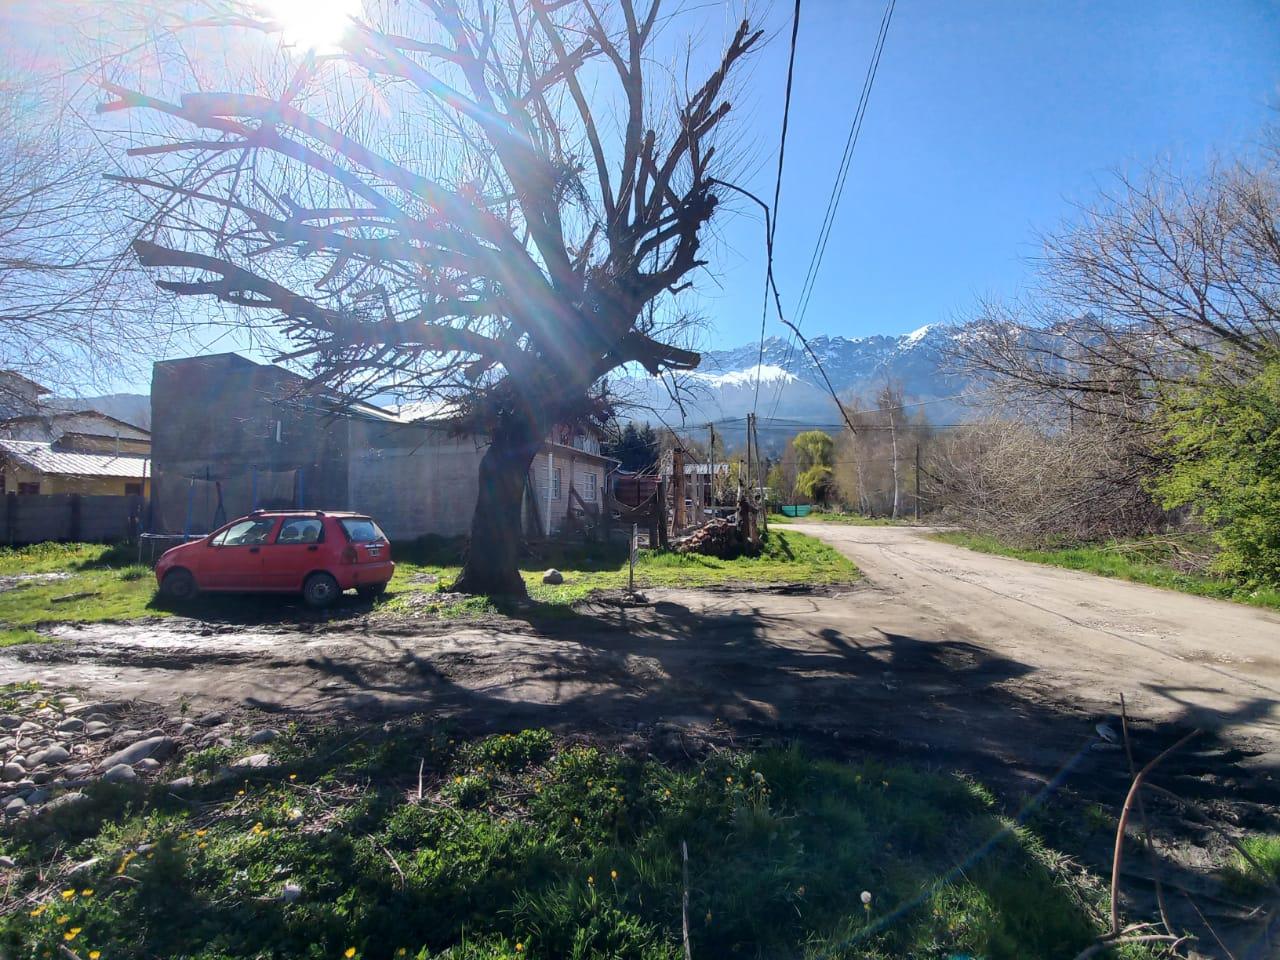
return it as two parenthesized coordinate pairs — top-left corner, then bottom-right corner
(700, 0), (1280, 351)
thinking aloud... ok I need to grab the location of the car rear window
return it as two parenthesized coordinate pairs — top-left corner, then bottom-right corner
(340, 518), (386, 543)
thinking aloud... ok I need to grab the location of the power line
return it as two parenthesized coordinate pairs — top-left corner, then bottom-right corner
(767, 0), (897, 422)
(752, 0), (803, 417)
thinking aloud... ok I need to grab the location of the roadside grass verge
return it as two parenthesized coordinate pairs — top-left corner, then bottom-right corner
(1223, 834), (1280, 894)
(932, 531), (1280, 612)
(389, 528), (858, 609)
(0, 531), (856, 632)
(0, 724), (1154, 960)
(769, 512), (912, 527)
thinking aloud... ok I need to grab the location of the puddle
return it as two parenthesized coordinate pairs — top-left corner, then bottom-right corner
(0, 572), (71, 592)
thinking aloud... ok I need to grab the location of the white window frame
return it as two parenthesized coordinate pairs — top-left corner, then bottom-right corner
(551, 466), (562, 500)
(584, 471), (597, 502)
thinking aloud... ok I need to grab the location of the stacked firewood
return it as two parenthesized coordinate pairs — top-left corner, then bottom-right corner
(674, 518), (751, 559)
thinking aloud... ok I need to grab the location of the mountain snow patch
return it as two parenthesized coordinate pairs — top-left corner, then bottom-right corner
(901, 324), (934, 347)
(689, 364), (797, 388)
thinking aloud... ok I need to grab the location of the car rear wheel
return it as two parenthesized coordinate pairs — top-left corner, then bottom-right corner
(303, 572), (341, 609)
(357, 582), (387, 601)
(161, 568), (198, 602)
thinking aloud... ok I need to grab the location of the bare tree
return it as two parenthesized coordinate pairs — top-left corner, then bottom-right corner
(0, 63), (183, 410)
(102, 1), (762, 594)
(950, 139), (1280, 428)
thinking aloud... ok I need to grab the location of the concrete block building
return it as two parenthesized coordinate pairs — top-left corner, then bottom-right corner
(149, 354), (616, 541)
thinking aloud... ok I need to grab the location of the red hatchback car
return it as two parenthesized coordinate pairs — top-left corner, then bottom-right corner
(155, 511), (395, 608)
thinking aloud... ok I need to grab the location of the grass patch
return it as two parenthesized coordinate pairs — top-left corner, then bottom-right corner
(1223, 834), (1280, 894)
(0, 541), (140, 575)
(390, 529), (858, 609)
(0, 628), (54, 648)
(0, 566), (159, 629)
(0, 724), (1154, 960)
(769, 512), (912, 527)
(932, 531), (1280, 611)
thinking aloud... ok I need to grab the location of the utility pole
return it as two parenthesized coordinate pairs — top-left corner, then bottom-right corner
(708, 422), (716, 510)
(914, 442), (921, 522)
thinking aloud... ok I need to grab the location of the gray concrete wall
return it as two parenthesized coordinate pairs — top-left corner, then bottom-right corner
(150, 355), (350, 533)
(347, 419), (486, 540)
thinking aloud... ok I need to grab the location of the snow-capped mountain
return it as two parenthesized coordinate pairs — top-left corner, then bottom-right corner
(617, 324), (977, 443)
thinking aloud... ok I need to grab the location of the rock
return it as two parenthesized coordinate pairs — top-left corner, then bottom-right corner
(102, 763), (137, 784)
(4, 797), (26, 817)
(31, 770), (53, 785)
(67, 857), (99, 874)
(135, 758), (161, 774)
(24, 787), (50, 805)
(108, 728), (144, 748)
(62, 763), (92, 779)
(247, 729), (280, 745)
(29, 745), (70, 767)
(542, 568), (564, 585)
(67, 701), (127, 717)
(1, 763), (26, 782)
(280, 882), (302, 902)
(230, 753), (272, 769)
(0, 855), (15, 868)
(41, 791), (88, 813)
(101, 736), (177, 770)
(57, 695), (79, 707)
(178, 722), (197, 737)
(142, 727), (166, 739)
(85, 722), (112, 740)
(196, 711), (228, 727)
(18, 721), (41, 734)
(55, 717), (85, 734)
(0, 715), (21, 730)
(166, 776), (195, 791)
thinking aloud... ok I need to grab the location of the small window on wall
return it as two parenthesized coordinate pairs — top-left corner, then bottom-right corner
(551, 467), (562, 500)
(17, 482), (39, 495)
(584, 472), (597, 501)
(124, 482), (143, 496)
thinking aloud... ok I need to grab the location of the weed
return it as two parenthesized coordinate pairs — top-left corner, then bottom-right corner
(1222, 834), (1280, 894)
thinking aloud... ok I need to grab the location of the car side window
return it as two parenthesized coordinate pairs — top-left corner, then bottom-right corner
(212, 518), (276, 546)
(276, 518), (324, 545)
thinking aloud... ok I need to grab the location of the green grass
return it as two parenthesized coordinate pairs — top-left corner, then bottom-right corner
(1223, 834), (1280, 894)
(769, 512), (912, 527)
(0, 724), (1158, 960)
(388, 529), (858, 610)
(932, 531), (1280, 612)
(0, 532), (856, 632)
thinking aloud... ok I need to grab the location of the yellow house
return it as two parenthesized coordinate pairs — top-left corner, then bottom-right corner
(0, 439), (150, 497)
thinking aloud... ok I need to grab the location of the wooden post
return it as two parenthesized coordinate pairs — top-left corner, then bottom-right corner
(914, 443), (921, 522)
(672, 445), (685, 529)
(70, 494), (82, 542)
(656, 478), (669, 550)
(629, 522), (637, 593)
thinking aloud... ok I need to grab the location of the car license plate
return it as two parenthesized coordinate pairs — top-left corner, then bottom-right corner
(368, 547), (381, 557)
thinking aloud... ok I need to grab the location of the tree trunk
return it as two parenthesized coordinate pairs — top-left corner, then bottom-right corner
(452, 420), (543, 597)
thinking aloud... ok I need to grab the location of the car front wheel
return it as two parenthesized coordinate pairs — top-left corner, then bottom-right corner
(303, 572), (341, 609)
(160, 568), (198, 601)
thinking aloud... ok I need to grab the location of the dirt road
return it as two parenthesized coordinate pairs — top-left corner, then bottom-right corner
(789, 523), (1280, 754)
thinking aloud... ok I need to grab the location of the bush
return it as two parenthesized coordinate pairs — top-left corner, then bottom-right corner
(1151, 355), (1280, 588)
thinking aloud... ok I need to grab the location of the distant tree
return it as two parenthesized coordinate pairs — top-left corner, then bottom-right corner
(1151, 354), (1280, 587)
(793, 430), (834, 471)
(106, 1), (762, 595)
(604, 421), (658, 473)
(795, 464), (834, 506)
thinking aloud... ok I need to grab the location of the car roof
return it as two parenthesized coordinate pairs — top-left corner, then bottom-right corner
(247, 510), (371, 519)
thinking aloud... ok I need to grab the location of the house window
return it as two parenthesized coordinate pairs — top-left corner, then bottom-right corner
(551, 467), (562, 500)
(124, 482), (143, 496)
(584, 471), (597, 502)
(17, 482), (40, 495)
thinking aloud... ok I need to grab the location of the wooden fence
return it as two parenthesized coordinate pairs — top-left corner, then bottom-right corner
(1, 493), (144, 545)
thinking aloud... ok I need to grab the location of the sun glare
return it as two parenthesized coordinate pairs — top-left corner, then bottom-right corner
(264, 0), (360, 53)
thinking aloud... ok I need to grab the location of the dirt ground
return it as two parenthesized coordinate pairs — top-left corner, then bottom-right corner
(3, 525), (1278, 954)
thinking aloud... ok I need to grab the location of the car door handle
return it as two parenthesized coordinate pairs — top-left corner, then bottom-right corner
(249, 547), (260, 554)
(307, 545), (319, 551)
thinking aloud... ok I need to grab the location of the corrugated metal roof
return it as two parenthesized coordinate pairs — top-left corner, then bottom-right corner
(0, 439), (149, 479)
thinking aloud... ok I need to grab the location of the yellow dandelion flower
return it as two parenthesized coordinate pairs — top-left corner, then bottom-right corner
(587, 875), (595, 885)
(289, 773), (298, 781)
(64, 927), (82, 941)
(28, 905), (46, 917)
(195, 829), (208, 837)
(56, 915), (70, 925)
(609, 786), (617, 793)
(396, 951), (407, 958)
(881, 781), (889, 788)
(236, 789), (245, 796)
(610, 870), (618, 881)
(515, 944), (524, 953)
(725, 776), (733, 784)
(344, 948), (357, 959)
(89, 952), (101, 960)
(198, 842), (207, 850)
(60, 889), (76, 900)
(80, 888), (93, 897)
(179, 832), (189, 840)
(572, 816), (580, 825)
(252, 822), (264, 834)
